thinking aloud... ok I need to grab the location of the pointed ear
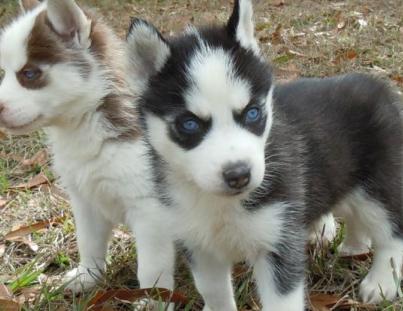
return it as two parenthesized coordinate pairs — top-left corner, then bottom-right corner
(19, 0), (41, 13)
(227, 0), (259, 55)
(46, 0), (92, 48)
(126, 18), (171, 81)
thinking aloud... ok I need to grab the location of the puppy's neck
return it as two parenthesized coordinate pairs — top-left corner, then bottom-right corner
(45, 13), (141, 159)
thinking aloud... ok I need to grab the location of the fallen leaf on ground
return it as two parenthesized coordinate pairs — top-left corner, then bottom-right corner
(391, 74), (403, 87)
(0, 286), (19, 311)
(21, 150), (48, 168)
(339, 252), (372, 261)
(0, 285), (12, 299)
(12, 172), (49, 190)
(0, 198), (7, 209)
(333, 49), (358, 64)
(40, 184), (69, 201)
(4, 215), (65, 241)
(0, 130), (6, 140)
(271, 23), (283, 45)
(309, 293), (365, 311)
(0, 299), (20, 311)
(87, 288), (188, 311)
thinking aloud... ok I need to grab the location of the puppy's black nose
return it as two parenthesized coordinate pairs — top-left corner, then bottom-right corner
(223, 162), (251, 189)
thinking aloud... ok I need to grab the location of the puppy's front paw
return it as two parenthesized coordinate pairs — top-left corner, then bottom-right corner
(309, 214), (337, 246)
(63, 266), (101, 293)
(338, 237), (371, 256)
(360, 269), (399, 303)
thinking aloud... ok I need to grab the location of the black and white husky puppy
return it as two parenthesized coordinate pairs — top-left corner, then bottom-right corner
(127, 0), (403, 309)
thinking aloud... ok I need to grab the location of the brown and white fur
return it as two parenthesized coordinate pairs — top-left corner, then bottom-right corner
(0, 0), (175, 297)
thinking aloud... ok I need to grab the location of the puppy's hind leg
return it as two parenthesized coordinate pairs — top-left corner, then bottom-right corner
(346, 189), (403, 303)
(335, 204), (371, 256)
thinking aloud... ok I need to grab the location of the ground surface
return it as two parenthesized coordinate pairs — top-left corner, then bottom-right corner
(0, 0), (402, 310)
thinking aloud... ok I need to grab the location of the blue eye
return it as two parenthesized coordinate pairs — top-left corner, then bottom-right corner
(24, 70), (37, 80)
(245, 107), (261, 123)
(22, 68), (41, 81)
(181, 119), (200, 133)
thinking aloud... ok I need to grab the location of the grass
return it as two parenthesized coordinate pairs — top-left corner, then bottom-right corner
(0, 0), (402, 310)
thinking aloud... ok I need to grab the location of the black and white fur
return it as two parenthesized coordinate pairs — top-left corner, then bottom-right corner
(127, 0), (403, 309)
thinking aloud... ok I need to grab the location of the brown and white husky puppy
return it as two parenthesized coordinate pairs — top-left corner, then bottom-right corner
(0, 0), (175, 297)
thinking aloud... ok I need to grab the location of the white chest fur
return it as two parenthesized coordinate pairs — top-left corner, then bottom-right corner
(169, 181), (286, 263)
(48, 127), (153, 224)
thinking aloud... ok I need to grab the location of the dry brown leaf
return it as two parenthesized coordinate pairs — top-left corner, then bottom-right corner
(0, 287), (19, 311)
(12, 172), (49, 190)
(21, 149), (48, 167)
(0, 198), (7, 209)
(345, 49), (358, 60)
(309, 293), (364, 311)
(87, 288), (188, 311)
(4, 215), (65, 241)
(333, 49), (358, 64)
(271, 24), (283, 45)
(309, 293), (341, 311)
(339, 252), (372, 261)
(0, 285), (13, 299)
(0, 130), (6, 140)
(0, 299), (20, 311)
(391, 74), (403, 87)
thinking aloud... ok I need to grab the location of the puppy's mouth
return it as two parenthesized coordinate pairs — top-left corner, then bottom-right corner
(221, 186), (252, 198)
